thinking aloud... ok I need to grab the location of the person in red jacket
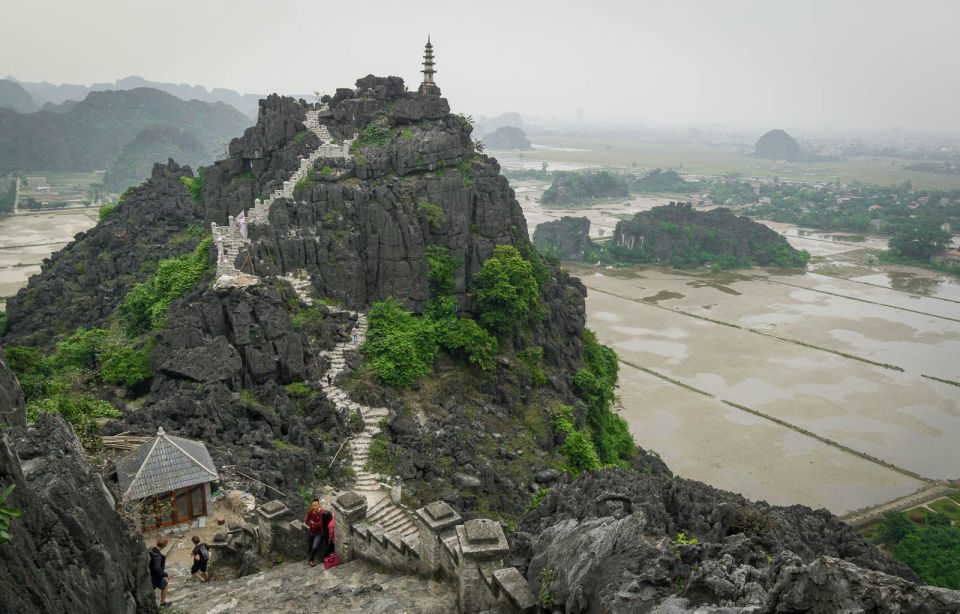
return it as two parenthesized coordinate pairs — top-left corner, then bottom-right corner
(304, 498), (327, 567)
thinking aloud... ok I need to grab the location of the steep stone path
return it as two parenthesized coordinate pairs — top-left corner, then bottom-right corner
(168, 558), (455, 614)
(214, 105), (353, 285)
(282, 273), (418, 539)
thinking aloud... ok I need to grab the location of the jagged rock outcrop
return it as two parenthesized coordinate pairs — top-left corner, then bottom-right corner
(513, 469), (941, 613)
(113, 282), (353, 503)
(533, 216), (595, 260)
(0, 414), (157, 614)
(482, 126), (532, 150)
(611, 202), (808, 267)
(754, 129), (801, 161)
(4, 159), (206, 346)
(0, 347), (25, 427)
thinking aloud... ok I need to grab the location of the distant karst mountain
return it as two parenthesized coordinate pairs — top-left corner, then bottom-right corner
(754, 128), (801, 161)
(477, 111), (523, 135)
(8, 75), (267, 117)
(0, 87), (250, 174)
(102, 126), (210, 192)
(0, 79), (37, 113)
(481, 125), (531, 150)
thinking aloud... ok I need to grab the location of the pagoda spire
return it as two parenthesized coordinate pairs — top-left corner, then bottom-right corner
(419, 35), (440, 95)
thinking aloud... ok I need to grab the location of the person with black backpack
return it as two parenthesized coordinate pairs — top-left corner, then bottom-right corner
(191, 535), (210, 582)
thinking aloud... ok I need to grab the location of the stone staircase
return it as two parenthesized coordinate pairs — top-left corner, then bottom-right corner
(213, 103), (355, 285)
(281, 273), (418, 540)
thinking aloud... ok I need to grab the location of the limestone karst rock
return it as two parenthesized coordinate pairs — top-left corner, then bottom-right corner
(754, 128), (801, 161)
(0, 414), (157, 613)
(533, 216), (595, 260)
(0, 347), (25, 427)
(482, 126), (532, 151)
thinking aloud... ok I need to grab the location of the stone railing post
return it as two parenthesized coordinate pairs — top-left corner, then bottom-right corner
(455, 518), (510, 613)
(414, 501), (462, 578)
(331, 491), (367, 562)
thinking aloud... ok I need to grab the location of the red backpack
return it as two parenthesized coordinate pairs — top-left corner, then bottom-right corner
(322, 552), (340, 569)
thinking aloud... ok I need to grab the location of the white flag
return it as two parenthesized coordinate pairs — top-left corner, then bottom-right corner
(236, 210), (248, 240)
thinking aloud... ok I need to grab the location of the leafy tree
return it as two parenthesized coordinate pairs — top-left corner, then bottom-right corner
(472, 245), (541, 334)
(0, 312), (7, 337)
(888, 219), (951, 260)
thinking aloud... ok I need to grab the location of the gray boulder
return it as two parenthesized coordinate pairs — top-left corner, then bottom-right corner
(0, 414), (157, 613)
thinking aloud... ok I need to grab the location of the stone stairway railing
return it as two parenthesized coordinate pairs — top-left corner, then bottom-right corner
(212, 104), (355, 286)
(281, 273), (418, 541)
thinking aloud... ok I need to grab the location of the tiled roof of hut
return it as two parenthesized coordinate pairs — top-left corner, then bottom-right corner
(117, 427), (217, 500)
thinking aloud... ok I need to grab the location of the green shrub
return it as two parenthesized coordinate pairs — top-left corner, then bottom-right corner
(426, 245), (458, 294)
(417, 202), (445, 229)
(400, 129), (413, 140)
(351, 118), (392, 152)
(472, 245), (542, 335)
(98, 204), (116, 221)
(436, 317), (497, 370)
(118, 237), (213, 336)
(517, 347), (547, 387)
(528, 487), (549, 512)
(0, 312), (7, 337)
(180, 168), (204, 205)
(99, 342), (153, 388)
(27, 393), (121, 449)
(294, 131), (306, 144)
(295, 175), (315, 193)
(284, 382), (311, 397)
(561, 430), (601, 474)
(366, 436), (396, 475)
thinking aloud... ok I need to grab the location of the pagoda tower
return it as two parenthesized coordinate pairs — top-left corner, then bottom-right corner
(419, 36), (440, 95)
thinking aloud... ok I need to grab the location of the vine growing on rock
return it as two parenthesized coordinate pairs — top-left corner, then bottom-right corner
(574, 329), (634, 466)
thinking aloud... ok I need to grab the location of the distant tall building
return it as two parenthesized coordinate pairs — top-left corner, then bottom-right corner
(419, 36), (440, 95)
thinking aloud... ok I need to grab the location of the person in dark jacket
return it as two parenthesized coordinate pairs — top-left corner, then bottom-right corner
(191, 535), (210, 582)
(149, 537), (171, 606)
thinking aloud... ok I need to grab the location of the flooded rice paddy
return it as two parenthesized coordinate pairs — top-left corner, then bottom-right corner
(0, 208), (98, 309)
(522, 201), (959, 514)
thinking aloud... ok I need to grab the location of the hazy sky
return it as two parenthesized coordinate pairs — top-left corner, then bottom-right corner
(4, 0), (960, 133)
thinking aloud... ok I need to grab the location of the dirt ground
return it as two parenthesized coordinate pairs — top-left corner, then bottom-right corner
(143, 492), (249, 578)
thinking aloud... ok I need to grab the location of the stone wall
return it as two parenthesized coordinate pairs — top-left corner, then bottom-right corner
(329, 492), (536, 614)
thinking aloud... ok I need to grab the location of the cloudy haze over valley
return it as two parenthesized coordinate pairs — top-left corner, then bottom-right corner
(4, 0), (960, 132)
